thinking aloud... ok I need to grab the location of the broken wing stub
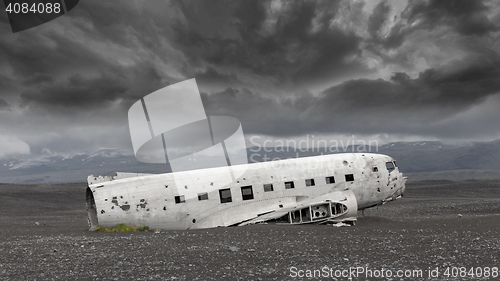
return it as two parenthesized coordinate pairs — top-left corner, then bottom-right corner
(238, 190), (358, 226)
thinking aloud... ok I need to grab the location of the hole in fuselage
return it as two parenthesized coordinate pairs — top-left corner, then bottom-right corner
(86, 187), (99, 230)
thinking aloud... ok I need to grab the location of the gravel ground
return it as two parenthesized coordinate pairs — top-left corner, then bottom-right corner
(0, 179), (499, 281)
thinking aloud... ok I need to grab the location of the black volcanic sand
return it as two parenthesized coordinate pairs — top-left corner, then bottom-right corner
(0, 180), (499, 281)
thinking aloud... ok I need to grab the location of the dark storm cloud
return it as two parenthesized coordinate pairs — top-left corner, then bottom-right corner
(1, 0), (500, 160)
(366, 2), (408, 50)
(0, 0), (181, 158)
(202, 50), (500, 138)
(0, 0), (362, 111)
(171, 0), (364, 84)
(1, 28), (167, 112)
(405, 0), (498, 36)
(201, 87), (306, 136)
(368, 1), (391, 40)
(20, 72), (127, 108)
(68, 1), (179, 50)
(0, 99), (10, 110)
(325, 53), (500, 111)
(193, 66), (242, 89)
(364, 0), (499, 53)
(0, 29), (100, 82)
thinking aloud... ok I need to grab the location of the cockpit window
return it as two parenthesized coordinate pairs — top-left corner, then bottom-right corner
(386, 162), (395, 172)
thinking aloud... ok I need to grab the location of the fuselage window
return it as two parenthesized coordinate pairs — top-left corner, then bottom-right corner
(305, 179), (315, 186)
(345, 174), (354, 182)
(373, 167), (378, 172)
(386, 162), (395, 172)
(241, 185), (254, 200)
(325, 176), (335, 184)
(174, 195), (185, 204)
(263, 183), (274, 192)
(198, 192), (208, 201)
(285, 181), (295, 189)
(219, 188), (232, 203)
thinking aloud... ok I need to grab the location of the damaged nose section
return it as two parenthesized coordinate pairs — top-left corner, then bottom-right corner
(86, 187), (99, 231)
(383, 175), (407, 204)
(393, 185), (405, 199)
(400, 176), (408, 197)
(393, 176), (407, 199)
(395, 176), (408, 198)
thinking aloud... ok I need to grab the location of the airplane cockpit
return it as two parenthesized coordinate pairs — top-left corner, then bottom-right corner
(386, 161), (397, 173)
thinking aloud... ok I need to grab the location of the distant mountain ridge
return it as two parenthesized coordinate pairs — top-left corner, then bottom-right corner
(1, 140), (500, 183)
(377, 140), (500, 180)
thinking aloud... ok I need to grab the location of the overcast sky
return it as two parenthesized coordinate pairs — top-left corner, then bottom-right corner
(1, 0), (500, 160)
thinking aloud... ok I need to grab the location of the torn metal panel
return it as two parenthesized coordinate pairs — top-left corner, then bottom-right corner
(86, 153), (407, 230)
(238, 190), (357, 226)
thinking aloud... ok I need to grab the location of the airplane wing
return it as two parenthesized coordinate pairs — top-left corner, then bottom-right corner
(238, 190), (358, 226)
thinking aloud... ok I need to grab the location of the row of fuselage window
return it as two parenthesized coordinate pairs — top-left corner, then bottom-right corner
(173, 174), (355, 204)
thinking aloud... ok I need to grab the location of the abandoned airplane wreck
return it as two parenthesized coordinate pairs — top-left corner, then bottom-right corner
(86, 153), (407, 230)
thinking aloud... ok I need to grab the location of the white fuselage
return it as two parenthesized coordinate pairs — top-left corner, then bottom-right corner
(86, 153), (406, 230)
